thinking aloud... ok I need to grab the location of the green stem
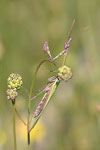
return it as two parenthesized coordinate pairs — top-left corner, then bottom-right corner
(12, 100), (17, 150)
(27, 59), (57, 149)
(15, 108), (27, 126)
(27, 101), (30, 150)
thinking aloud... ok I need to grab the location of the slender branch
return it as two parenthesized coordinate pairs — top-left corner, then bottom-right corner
(62, 19), (75, 66)
(67, 19), (75, 41)
(62, 38), (72, 66)
(12, 100), (17, 150)
(27, 102), (30, 149)
(15, 108), (27, 126)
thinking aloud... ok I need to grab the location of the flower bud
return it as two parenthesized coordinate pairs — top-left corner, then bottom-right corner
(6, 89), (18, 100)
(58, 65), (72, 81)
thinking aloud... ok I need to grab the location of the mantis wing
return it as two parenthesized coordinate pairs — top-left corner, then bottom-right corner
(28, 78), (60, 132)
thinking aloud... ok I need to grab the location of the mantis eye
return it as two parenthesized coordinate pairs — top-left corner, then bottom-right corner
(58, 65), (72, 81)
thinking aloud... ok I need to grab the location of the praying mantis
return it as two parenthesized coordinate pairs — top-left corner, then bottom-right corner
(28, 20), (75, 132)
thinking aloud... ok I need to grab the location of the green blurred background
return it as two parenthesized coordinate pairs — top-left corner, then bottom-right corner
(0, 0), (100, 150)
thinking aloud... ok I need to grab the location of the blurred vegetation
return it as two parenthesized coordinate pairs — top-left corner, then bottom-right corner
(0, 0), (100, 150)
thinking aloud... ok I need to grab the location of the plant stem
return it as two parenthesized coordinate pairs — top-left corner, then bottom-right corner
(15, 108), (27, 126)
(27, 100), (31, 150)
(12, 100), (17, 150)
(62, 54), (67, 66)
(62, 19), (75, 66)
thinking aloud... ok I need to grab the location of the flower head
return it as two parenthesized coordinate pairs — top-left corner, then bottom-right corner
(6, 88), (18, 100)
(7, 73), (23, 90)
(58, 65), (72, 81)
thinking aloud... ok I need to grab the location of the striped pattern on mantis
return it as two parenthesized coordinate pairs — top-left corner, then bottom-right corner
(28, 65), (72, 132)
(28, 20), (75, 132)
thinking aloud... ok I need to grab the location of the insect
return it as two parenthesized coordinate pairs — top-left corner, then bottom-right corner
(28, 65), (72, 132)
(28, 19), (75, 132)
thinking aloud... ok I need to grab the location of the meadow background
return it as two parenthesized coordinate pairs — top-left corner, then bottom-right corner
(0, 0), (100, 150)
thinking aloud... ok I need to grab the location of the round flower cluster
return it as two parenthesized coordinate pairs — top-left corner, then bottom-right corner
(58, 65), (72, 81)
(7, 73), (23, 100)
(6, 89), (18, 100)
(7, 73), (22, 90)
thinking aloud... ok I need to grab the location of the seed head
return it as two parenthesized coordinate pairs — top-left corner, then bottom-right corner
(58, 65), (72, 81)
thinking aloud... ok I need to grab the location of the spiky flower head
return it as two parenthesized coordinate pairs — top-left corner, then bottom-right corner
(7, 73), (23, 90)
(58, 65), (72, 81)
(6, 89), (18, 100)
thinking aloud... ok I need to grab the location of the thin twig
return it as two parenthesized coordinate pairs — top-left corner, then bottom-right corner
(15, 108), (27, 126)
(62, 19), (75, 66)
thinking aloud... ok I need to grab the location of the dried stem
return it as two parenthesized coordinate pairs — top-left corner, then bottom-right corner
(62, 19), (75, 66)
